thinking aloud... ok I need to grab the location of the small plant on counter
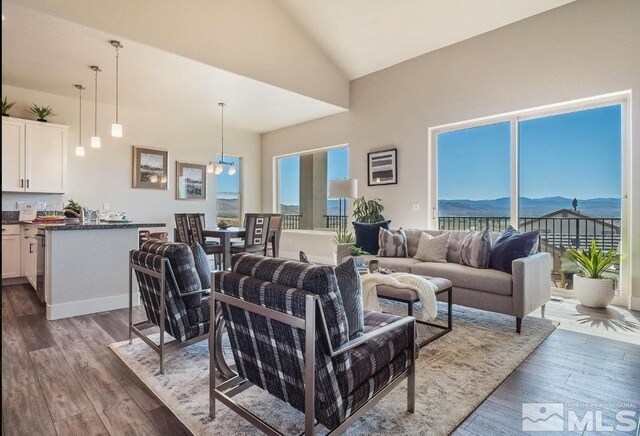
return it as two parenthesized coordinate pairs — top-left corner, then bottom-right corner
(28, 104), (55, 122)
(2, 97), (16, 116)
(63, 199), (83, 218)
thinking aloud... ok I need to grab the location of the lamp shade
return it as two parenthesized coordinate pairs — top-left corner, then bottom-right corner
(328, 178), (358, 199)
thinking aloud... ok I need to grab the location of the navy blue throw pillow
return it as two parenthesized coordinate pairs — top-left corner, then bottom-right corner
(190, 242), (212, 290)
(489, 226), (540, 274)
(352, 220), (391, 255)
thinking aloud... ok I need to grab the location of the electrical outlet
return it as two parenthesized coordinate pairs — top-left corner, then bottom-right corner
(411, 202), (420, 211)
(103, 202), (110, 211)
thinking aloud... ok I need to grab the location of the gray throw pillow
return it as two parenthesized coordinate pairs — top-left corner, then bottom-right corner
(414, 232), (450, 262)
(334, 258), (364, 338)
(459, 229), (492, 269)
(190, 242), (212, 290)
(299, 251), (313, 264)
(378, 228), (408, 257)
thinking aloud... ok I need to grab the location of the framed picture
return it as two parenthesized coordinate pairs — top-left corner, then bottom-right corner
(132, 146), (169, 190)
(176, 161), (207, 200)
(368, 148), (397, 186)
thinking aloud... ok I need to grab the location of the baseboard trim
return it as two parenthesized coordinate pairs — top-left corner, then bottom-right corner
(2, 277), (29, 286)
(47, 293), (140, 320)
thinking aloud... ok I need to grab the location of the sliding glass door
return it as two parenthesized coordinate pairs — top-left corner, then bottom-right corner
(432, 98), (626, 300)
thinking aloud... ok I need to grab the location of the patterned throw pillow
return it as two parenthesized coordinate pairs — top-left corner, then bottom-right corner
(413, 232), (450, 262)
(334, 258), (364, 338)
(378, 228), (408, 257)
(490, 226), (540, 274)
(459, 229), (492, 269)
(190, 242), (212, 290)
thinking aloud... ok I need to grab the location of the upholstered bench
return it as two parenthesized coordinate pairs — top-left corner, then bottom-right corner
(375, 276), (453, 347)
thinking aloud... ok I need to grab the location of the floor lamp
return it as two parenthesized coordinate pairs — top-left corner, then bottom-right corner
(328, 179), (358, 235)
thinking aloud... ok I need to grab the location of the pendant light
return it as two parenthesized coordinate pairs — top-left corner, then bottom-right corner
(90, 65), (102, 148)
(210, 102), (236, 176)
(74, 84), (86, 157)
(110, 40), (124, 138)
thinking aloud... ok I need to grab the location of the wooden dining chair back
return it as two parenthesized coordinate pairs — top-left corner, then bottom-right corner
(232, 213), (271, 256)
(267, 213), (283, 257)
(187, 213), (224, 269)
(174, 213), (192, 244)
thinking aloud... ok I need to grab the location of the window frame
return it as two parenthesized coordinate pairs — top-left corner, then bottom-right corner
(215, 154), (243, 225)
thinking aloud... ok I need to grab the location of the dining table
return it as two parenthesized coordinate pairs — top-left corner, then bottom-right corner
(202, 226), (280, 270)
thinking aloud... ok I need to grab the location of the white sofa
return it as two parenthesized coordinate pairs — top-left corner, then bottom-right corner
(343, 229), (552, 333)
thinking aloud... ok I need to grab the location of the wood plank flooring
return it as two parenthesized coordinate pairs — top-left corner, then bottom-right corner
(2, 283), (638, 435)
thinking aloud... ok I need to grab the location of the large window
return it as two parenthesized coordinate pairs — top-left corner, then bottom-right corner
(216, 155), (241, 226)
(277, 146), (348, 230)
(433, 98), (625, 296)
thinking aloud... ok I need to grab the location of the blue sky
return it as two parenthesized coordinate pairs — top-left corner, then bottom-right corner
(277, 147), (348, 205)
(215, 155), (240, 197)
(438, 104), (622, 200)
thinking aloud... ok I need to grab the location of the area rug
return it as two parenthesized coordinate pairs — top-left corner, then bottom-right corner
(110, 302), (557, 435)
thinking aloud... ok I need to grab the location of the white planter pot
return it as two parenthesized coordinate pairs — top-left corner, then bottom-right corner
(573, 275), (615, 308)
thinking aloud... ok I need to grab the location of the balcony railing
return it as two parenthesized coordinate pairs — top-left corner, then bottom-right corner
(439, 216), (621, 274)
(283, 214), (302, 230)
(325, 215), (347, 229)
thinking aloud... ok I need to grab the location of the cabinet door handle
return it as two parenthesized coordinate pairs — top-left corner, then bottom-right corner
(26, 179), (30, 188)
(29, 243), (34, 254)
(20, 179), (24, 188)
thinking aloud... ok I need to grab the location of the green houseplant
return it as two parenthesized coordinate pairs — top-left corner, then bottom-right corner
(352, 197), (385, 223)
(350, 246), (369, 267)
(333, 226), (356, 265)
(28, 104), (55, 122)
(564, 239), (626, 308)
(2, 97), (16, 116)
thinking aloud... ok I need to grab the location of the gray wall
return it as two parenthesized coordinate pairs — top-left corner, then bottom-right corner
(261, 0), (640, 300)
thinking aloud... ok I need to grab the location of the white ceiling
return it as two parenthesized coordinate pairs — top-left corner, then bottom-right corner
(0, 3), (347, 133)
(276, 0), (575, 79)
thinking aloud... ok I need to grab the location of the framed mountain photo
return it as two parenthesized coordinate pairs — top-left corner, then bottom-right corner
(368, 148), (397, 186)
(176, 161), (207, 200)
(133, 146), (169, 190)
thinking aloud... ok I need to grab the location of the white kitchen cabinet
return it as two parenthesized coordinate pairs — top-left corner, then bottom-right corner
(21, 225), (38, 288)
(2, 225), (21, 279)
(1, 117), (68, 193)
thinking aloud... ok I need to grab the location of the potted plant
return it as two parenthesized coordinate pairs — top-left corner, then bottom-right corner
(350, 246), (369, 267)
(353, 197), (385, 223)
(28, 104), (55, 122)
(2, 97), (16, 117)
(564, 239), (626, 308)
(333, 227), (355, 264)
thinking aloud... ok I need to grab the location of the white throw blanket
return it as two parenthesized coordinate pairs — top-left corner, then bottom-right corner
(361, 273), (438, 321)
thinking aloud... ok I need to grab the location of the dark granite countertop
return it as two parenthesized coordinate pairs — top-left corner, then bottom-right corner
(36, 222), (166, 231)
(2, 219), (20, 225)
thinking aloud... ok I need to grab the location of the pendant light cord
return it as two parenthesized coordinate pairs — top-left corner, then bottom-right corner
(78, 87), (82, 143)
(220, 102), (225, 163)
(94, 69), (98, 136)
(115, 46), (119, 123)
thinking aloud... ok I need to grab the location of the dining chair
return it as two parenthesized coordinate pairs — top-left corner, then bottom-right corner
(187, 213), (224, 270)
(266, 213), (283, 257)
(230, 213), (272, 256)
(174, 213), (192, 244)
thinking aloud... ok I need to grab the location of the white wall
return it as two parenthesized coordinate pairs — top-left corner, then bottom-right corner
(261, 0), (640, 298)
(2, 85), (262, 233)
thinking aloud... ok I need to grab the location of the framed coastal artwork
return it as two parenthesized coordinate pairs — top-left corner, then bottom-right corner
(367, 148), (397, 186)
(132, 146), (169, 190)
(176, 161), (207, 200)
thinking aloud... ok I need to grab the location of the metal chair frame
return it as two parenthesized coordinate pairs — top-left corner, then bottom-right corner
(209, 283), (416, 435)
(128, 253), (209, 374)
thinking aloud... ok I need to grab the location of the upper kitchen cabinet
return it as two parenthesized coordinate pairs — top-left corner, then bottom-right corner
(2, 117), (68, 193)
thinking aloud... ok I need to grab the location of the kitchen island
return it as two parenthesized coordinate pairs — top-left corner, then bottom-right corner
(40, 221), (165, 320)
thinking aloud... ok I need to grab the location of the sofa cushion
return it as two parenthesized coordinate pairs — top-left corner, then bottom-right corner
(334, 258), (364, 339)
(490, 226), (540, 274)
(140, 240), (203, 309)
(378, 227), (408, 257)
(405, 229), (441, 258)
(446, 230), (468, 263)
(414, 232), (450, 263)
(410, 262), (513, 296)
(353, 220), (390, 255)
(459, 229), (492, 269)
(190, 242), (212, 290)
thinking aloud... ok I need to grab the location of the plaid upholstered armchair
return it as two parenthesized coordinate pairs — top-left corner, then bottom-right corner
(129, 240), (211, 374)
(210, 254), (417, 435)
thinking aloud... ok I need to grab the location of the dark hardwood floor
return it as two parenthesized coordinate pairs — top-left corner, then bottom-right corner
(2, 283), (639, 435)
